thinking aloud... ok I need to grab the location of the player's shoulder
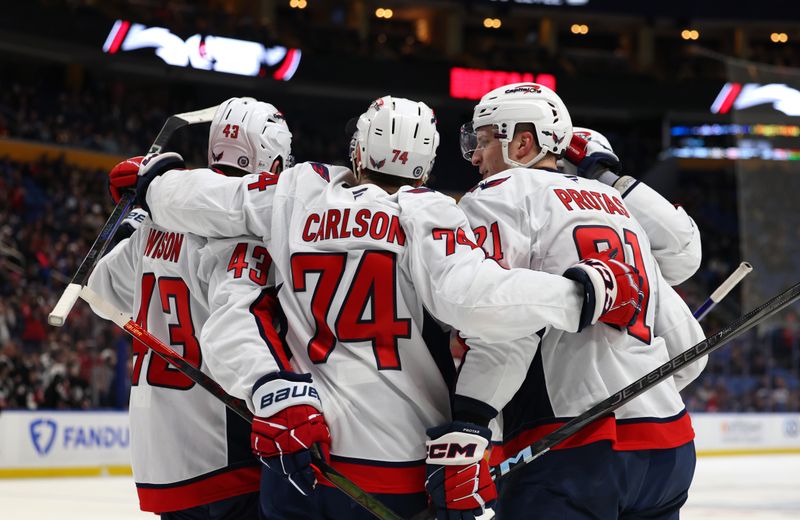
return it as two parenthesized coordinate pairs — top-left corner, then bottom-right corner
(395, 185), (457, 209)
(285, 161), (351, 183)
(463, 167), (562, 198)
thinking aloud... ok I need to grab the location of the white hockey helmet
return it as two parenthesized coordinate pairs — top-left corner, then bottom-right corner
(208, 97), (292, 174)
(460, 82), (572, 169)
(353, 95), (439, 181)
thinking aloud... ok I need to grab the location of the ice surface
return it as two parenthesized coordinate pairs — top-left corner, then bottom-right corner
(1, 455), (798, 519)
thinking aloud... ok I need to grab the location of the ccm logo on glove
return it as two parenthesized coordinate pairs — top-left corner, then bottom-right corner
(428, 442), (480, 460)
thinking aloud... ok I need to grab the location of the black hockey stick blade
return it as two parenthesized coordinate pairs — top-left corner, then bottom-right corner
(491, 280), (800, 481)
(79, 286), (405, 520)
(48, 104), (219, 327)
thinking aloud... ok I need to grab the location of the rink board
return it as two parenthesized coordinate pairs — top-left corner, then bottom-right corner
(0, 410), (132, 477)
(693, 412), (800, 455)
(1, 411), (799, 478)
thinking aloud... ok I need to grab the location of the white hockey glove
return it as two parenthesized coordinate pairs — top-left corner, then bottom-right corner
(564, 248), (644, 332)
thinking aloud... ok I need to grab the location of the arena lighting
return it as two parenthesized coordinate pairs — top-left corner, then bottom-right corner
(570, 24), (589, 35)
(770, 32), (789, 43)
(450, 67), (556, 100)
(670, 146), (800, 161)
(483, 18), (502, 29)
(711, 82), (800, 116)
(671, 124), (800, 138)
(681, 29), (700, 40)
(102, 20), (302, 80)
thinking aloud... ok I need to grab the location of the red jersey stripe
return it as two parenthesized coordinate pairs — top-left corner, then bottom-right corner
(317, 459), (426, 494)
(136, 465), (260, 513)
(489, 412), (695, 466)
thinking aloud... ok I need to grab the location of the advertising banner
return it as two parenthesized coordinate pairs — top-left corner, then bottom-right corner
(0, 410), (131, 477)
(692, 413), (800, 455)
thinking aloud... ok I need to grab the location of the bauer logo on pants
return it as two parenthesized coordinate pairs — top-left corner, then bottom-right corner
(29, 418), (57, 456)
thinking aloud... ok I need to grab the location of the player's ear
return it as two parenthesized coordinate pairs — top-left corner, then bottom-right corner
(519, 131), (535, 156)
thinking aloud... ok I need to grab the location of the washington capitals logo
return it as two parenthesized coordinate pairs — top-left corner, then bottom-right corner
(504, 84), (541, 95)
(543, 130), (565, 146)
(30, 419), (57, 456)
(211, 150), (224, 162)
(369, 156), (386, 169)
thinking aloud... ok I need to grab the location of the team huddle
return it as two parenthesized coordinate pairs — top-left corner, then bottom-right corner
(87, 84), (705, 520)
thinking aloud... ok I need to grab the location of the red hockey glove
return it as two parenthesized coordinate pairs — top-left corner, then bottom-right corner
(564, 248), (644, 332)
(107, 152), (185, 209)
(108, 156), (144, 204)
(425, 421), (497, 520)
(251, 371), (331, 497)
(564, 133), (621, 180)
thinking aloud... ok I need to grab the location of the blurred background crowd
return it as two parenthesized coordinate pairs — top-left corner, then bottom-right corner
(1, 0), (799, 414)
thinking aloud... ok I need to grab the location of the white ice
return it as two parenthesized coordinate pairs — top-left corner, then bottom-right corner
(0, 454), (798, 519)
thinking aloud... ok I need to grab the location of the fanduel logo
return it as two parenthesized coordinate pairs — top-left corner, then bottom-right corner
(29, 419), (57, 456)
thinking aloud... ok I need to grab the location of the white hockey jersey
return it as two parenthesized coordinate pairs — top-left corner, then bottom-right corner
(144, 162), (594, 493)
(456, 168), (706, 466)
(88, 215), (287, 512)
(615, 177), (702, 285)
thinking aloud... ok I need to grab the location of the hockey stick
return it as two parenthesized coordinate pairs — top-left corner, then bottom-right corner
(490, 280), (800, 481)
(78, 285), (407, 520)
(48, 105), (219, 327)
(693, 261), (753, 320)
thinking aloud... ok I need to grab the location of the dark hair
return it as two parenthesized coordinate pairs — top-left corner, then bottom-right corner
(513, 122), (540, 149)
(212, 164), (249, 178)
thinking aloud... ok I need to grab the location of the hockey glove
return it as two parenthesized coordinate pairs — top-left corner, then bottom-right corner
(425, 421), (497, 520)
(564, 248), (644, 332)
(564, 133), (621, 180)
(108, 156), (144, 204)
(135, 152), (186, 211)
(107, 153), (185, 210)
(251, 371), (331, 496)
(117, 208), (148, 240)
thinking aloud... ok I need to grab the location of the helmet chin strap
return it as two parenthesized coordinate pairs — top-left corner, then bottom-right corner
(500, 139), (547, 169)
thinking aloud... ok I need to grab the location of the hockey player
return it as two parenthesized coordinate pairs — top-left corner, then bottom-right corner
(561, 127), (702, 285)
(112, 95), (644, 520)
(89, 97), (304, 519)
(456, 83), (707, 519)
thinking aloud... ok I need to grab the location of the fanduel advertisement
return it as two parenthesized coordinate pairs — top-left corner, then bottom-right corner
(692, 413), (800, 454)
(0, 410), (131, 470)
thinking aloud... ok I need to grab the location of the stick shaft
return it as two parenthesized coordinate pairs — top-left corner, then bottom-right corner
(48, 105), (219, 327)
(694, 262), (753, 320)
(78, 286), (405, 520)
(492, 280), (800, 480)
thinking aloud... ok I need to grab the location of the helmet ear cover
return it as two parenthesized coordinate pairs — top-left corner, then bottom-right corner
(208, 97), (293, 174)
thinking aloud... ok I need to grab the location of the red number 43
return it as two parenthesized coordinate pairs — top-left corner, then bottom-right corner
(222, 124), (239, 139)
